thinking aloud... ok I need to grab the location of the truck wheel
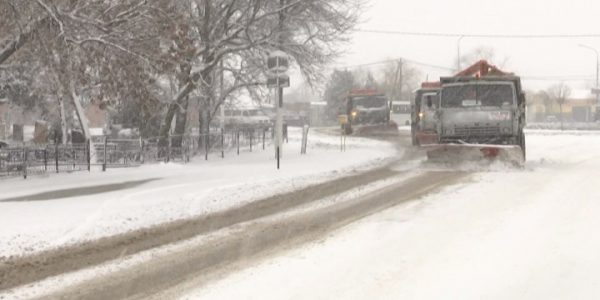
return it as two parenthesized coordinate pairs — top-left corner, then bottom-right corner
(519, 131), (526, 161)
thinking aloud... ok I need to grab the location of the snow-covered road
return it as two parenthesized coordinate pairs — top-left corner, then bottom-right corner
(185, 130), (600, 300)
(0, 129), (396, 258)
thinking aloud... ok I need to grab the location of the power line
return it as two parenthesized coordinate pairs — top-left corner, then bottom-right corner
(357, 29), (600, 39)
(336, 57), (454, 71)
(332, 58), (596, 82)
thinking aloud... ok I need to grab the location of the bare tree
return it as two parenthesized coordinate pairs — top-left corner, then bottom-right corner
(156, 0), (363, 146)
(548, 82), (572, 130)
(1, 0), (362, 148)
(379, 59), (422, 101)
(0, 0), (171, 142)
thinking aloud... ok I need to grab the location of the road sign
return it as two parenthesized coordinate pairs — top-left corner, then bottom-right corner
(266, 50), (290, 170)
(267, 75), (290, 88)
(267, 50), (289, 74)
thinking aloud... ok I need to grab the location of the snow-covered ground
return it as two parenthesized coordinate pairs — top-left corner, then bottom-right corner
(0, 128), (396, 258)
(185, 130), (600, 300)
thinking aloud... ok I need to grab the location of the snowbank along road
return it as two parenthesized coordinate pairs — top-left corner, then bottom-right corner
(3, 128), (596, 299)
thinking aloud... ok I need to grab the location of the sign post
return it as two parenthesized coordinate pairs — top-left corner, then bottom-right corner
(338, 114), (348, 152)
(267, 51), (290, 169)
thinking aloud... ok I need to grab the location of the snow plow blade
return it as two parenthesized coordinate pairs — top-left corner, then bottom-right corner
(352, 123), (399, 136)
(424, 144), (525, 166)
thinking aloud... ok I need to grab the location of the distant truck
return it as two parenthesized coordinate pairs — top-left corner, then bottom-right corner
(428, 60), (527, 163)
(343, 89), (390, 134)
(411, 82), (441, 146)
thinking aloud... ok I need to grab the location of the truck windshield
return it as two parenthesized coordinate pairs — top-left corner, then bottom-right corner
(352, 96), (387, 109)
(442, 84), (514, 108)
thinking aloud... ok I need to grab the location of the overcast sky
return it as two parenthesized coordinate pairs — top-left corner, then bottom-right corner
(333, 0), (600, 95)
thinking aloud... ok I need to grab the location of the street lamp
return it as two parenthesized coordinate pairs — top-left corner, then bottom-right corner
(579, 44), (600, 120)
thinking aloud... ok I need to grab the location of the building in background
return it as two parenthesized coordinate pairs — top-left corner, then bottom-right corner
(527, 89), (598, 123)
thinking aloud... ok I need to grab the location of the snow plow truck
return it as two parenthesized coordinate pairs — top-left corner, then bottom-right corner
(423, 60), (527, 165)
(411, 82), (441, 146)
(343, 89), (395, 135)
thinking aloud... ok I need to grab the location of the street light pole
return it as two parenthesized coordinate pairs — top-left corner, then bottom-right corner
(579, 44), (600, 120)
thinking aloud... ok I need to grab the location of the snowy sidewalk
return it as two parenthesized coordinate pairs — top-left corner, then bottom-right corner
(0, 128), (397, 258)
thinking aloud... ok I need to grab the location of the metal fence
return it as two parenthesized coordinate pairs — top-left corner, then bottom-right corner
(1, 127), (274, 179)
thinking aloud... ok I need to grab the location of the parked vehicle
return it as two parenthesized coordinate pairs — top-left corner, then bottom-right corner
(214, 107), (273, 129)
(390, 100), (411, 127)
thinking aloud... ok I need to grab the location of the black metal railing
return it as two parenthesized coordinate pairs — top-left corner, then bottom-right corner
(0, 126), (275, 179)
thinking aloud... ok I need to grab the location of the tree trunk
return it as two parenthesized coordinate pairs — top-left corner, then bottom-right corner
(57, 96), (68, 144)
(158, 103), (178, 147)
(172, 97), (189, 147)
(69, 81), (91, 141)
(198, 67), (215, 148)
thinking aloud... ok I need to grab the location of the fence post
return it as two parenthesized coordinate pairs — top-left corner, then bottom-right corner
(55, 143), (59, 173)
(167, 135), (171, 163)
(87, 139), (91, 172)
(103, 137), (107, 172)
(236, 130), (240, 155)
(186, 137), (191, 163)
(301, 125), (310, 155)
(139, 137), (144, 164)
(205, 133), (209, 161)
(221, 128), (225, 158)
(44, 147), (48, 172)
(71, 145), (76, 170)
(262, 129), (266, 150)
(249, 129), (253, 152)
(22, 146), (27, 179)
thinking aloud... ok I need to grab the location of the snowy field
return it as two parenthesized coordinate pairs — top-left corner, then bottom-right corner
(0, 128), (396, 258)
(186, 130), (600, 300)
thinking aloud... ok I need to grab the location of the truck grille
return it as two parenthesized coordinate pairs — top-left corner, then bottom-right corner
(454, 126), (500, 136)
